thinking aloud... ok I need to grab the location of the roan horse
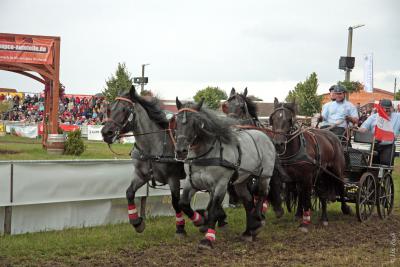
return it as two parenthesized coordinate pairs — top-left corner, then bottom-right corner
(101, 86), (187, 236)
(174, 97), (278, 249)
(269, 98), (352, 232)
(222, 87), (284, 218)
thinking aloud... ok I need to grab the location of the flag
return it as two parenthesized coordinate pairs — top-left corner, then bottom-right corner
(364, 53), (373, 93)
(374, 102), (394, 142)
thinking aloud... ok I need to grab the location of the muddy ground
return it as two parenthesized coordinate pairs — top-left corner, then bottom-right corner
(3, 212), (397, 267)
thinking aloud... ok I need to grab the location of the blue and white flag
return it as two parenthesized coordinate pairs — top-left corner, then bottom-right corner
(363, 53), (373, 93)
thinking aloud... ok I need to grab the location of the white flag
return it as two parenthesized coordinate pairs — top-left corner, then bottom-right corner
(363, 53), (373, 93)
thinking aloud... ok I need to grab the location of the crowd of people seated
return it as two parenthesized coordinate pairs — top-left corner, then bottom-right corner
(0, 92), (109, 126)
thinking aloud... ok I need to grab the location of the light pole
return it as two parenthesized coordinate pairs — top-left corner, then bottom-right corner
(141, 63), (150, 93)
(345, 24), (365, 82)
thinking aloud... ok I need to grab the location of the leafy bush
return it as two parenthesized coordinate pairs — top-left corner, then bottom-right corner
(64, 129), (86, 156)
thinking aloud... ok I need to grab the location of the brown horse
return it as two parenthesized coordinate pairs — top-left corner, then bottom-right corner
(269, 98), (351, 232)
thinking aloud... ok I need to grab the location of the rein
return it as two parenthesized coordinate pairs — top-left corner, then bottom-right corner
(106, 96), (176, 155)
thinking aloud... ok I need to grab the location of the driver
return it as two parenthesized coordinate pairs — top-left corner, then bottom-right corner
(319, 85), (358, 143)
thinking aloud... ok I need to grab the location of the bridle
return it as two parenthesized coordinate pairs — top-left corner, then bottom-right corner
(269, 106), (300, 156)
(104, 97), (136, 141)
(224, 94), (251, 120)
(174, 107), (204, 161)
(105, 96), (176, 155)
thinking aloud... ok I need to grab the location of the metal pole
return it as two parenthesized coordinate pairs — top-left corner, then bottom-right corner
(345, 27), (353, 82)
(394, 78), (397, 100)
(141, 64), (145, 93)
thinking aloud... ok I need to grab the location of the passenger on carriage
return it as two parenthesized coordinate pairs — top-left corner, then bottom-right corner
(359, 99), (400, 166)
(319, 85), (359, 143)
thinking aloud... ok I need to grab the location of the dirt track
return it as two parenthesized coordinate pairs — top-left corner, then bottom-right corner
(13, 211), (397, 267)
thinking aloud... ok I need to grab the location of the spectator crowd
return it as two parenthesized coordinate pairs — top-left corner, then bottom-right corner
(0, 92), (109, 126)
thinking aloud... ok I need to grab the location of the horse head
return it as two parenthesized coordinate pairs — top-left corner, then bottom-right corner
(222, 87), (249, 119)
(101, 85), (137, 144)
(269, 97), (297, 152)
(174, 97), (205, 160)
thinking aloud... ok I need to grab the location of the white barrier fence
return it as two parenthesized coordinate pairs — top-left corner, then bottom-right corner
(0, 121), (135, 143)
(0, 160), (214, 235)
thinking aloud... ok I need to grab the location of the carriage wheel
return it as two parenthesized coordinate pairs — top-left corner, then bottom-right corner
(377, 173), (394, 219)
(356, 172), (376, 222)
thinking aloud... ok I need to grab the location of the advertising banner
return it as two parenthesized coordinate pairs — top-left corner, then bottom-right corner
(363, 53), (373, 93)
(88, 125), (104, 141)
(0, 36), (54, 65)
(13, 125), (38, 138)
(59, 124), (80, 132)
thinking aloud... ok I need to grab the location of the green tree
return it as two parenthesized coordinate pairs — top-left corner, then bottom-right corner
(337, 80), (363, 94)
(395, 90), (400, 101)
(285, 72), (322, 116)
(102, 63), (133, 102)
(193, 86), (228, 110)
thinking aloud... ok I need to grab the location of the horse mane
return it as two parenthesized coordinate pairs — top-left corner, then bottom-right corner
(121, 89), (169, 129)
(183, 102), (236, 144)
(241, 94), (259, 120)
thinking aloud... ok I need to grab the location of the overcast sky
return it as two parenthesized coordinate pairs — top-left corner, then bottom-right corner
(0, 0), (399, 101)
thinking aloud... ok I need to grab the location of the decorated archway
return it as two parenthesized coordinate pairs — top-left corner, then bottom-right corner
(0, 33), (60, 149)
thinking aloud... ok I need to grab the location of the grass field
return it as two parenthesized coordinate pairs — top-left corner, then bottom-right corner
(0, 135), (131, 160)
(0, 135), (399, 266)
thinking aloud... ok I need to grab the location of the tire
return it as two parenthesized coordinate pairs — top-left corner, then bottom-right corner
(356, 172), (376, 222)
(377, 172), (394, 219)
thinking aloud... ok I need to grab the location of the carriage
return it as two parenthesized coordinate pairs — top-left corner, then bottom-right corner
(283, 126), (395, 222)
(342, 130), (395, 222)
(223, 88), (396, 225)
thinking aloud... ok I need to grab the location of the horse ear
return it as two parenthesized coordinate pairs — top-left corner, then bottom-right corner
(176, 97), (182, 110)
(230, 88), (236, 97)
(196, 97), (205, 111)
(274, 97), (279, 108)
(129, 85), (137, 99)
(243, 87), (248, 97)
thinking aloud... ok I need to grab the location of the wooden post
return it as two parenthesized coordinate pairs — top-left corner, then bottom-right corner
(4, 207), (12, 235)
(3, 163), (13, 235)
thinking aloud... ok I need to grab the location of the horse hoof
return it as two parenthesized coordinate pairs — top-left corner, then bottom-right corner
(299, 223), (308, 233)
(298, 226), (308, 233)
(199, 225), (208, 233)
(274, 207), (284, 219)
(134, 219), (146, 233)
(251, 226), (263, 237)
(175, 231), (187, 239)
(322, 221), (329, 227)
(241, 234), (254, 242)
(218, 222), (229, 231)
(198, 239), (213, 250)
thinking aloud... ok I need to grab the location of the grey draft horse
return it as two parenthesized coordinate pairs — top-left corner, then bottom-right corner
(174, 98), (277, 249)
(222, 87), (284, 218)
(101, 85), (188, 236)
